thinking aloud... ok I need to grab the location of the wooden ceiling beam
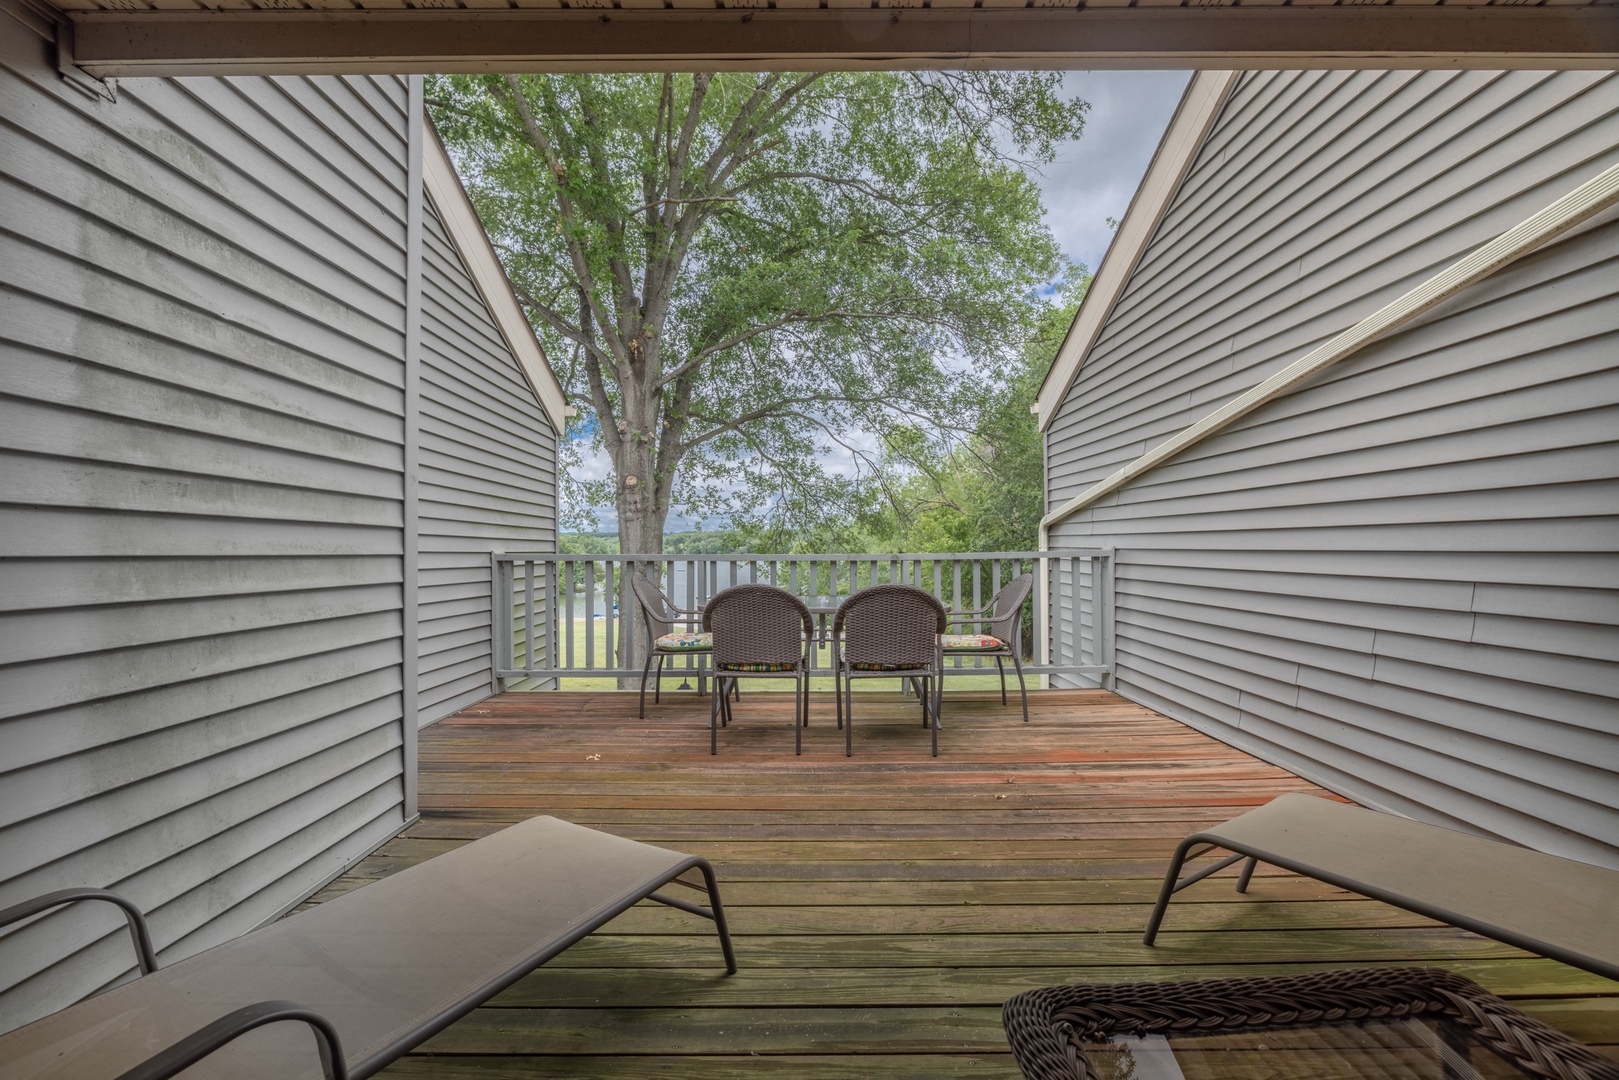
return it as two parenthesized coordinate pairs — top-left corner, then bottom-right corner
(68, 7), (1619, 78)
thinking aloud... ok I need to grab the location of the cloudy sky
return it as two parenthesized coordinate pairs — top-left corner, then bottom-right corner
(576, 70), (1192, 533)
(1041, 70), (1191, 276)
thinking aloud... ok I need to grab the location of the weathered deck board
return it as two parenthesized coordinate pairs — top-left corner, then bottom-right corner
(333, 689), (1617, 1077)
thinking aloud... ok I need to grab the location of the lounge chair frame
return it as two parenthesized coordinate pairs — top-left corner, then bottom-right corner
(1142, 793), (1619, 983)
(0, 816), (736, 1080)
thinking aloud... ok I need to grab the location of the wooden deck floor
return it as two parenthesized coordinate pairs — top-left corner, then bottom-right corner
(316, 689), (1618, 1077)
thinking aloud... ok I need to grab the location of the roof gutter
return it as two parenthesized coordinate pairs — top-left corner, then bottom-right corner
(1039, 156), (1619, 550)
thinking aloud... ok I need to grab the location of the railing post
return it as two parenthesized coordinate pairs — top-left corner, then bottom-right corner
(1035, 553), (1050, 691)
(489, 553), (509, 696)
(1100, 549), (1115, 689)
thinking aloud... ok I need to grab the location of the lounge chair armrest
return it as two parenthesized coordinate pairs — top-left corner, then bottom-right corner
(113, 1001), (348, 1080)
(0, 888), (159, 975)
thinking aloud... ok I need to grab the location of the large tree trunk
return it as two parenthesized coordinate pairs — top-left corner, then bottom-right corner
(615, 435), (666, 684)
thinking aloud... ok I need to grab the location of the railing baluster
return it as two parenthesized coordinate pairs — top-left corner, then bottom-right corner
(584, 559), (596, 672)
(563, 560), (575, 671)
(487, 549), (1109, 684)
(523, 560), (535, 672)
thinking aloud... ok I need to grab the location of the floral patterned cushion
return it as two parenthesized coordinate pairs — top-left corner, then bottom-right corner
(940, 634), (1004, 652)
(849, 660), (932, 671)
(717, 661), (798, 672)
(655, 632), (712, 650)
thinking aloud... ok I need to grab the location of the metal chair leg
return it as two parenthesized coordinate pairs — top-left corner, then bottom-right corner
(844, 675), (854, 757)
(928, 677), (938, 757)
(1237, 856), (1258, 893)
(1142, 836), (1201, 945)
(794, 673), (803, 755)
(996, 655), (1007, 705)
(1010, 651), (1028, 722)
(835, 667), (843, 730)
(710, 680), (720, 755)
(655, 654), (665, 704)
(639, 653), (656, 719)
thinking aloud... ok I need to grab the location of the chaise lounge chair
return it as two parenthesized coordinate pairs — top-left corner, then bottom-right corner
(0, 815), (735, 1079)
(1142, 792), (1619, 982)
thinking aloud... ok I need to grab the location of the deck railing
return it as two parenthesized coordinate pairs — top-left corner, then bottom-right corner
(490, 550), (1112, 690)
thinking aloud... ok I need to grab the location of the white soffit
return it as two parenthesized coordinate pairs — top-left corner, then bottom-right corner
(422, 117), (572, 435)
(1035, 69), (1240, 432)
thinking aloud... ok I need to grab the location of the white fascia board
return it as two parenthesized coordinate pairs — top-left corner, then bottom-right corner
(422, 115), (572, 434)
(1034, 70), (1240, 432)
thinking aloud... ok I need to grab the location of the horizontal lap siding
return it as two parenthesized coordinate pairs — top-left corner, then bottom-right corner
(1046, 69), (1619, 869)
(0, 32), (410, 1031)
(419, 200), (557, 724)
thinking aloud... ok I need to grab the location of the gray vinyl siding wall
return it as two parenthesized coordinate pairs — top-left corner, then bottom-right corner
(1046, 70), (1619, 869)
(418, 200), (558, 725)
(0, 33), (412, 1031)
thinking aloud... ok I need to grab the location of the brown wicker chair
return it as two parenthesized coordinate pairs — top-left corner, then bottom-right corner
(832, 585), (947, 757)
(630, 572), (714, 719)
(702, 584), (815, 755)
(939, 572), (1034, 722)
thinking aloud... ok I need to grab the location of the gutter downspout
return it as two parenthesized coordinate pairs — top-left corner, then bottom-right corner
(1039, 157), (1619, 547)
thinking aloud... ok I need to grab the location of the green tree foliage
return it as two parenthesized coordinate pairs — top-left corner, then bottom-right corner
(429, 72), (1086, 554)
(863, 274), (1086, 556)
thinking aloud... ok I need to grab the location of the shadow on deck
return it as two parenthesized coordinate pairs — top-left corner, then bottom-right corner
(309, 689), (1616, 1078)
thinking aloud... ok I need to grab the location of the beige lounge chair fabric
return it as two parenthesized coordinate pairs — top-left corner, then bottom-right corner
(0, 816), (733, 1080)
(1144, 793), (1619, 981)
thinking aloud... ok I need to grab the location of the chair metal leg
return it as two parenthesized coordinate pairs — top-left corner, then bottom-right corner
(1010, 651), (1028, 722)
(835, 667), (843, 730)
(1143, 838), (1250, 945)
(1142, 836), (1200, 946)
(1237, 855), (1258, 893)
(996, 655), (1007, 705)
(928, 677), (938, 757)
(844, 676), (854, 757)
(654, 654), (664, 704)
(794, 674), (803, 755)
(710, 679), (720, 755)
(695, 859), (739, 975)
(639, 653), (656, 719)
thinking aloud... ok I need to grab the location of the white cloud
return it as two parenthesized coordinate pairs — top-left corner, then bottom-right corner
(1040, 71), (1192, 275)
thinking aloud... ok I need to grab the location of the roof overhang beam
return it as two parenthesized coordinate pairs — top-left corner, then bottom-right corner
(67, 8), (1619, 78)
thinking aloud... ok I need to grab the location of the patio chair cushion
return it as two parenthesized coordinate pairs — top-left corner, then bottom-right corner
(717, 661), (798, 672)
(656, 631), (713, 650)
(941, 634), (1004, 651)
(849, 660), (933, 671)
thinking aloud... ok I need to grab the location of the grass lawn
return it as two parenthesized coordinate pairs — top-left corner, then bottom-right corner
(551, 617), (1023, 693)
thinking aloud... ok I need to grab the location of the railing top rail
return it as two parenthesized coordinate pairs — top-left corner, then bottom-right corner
(494, 549), (1109, 562)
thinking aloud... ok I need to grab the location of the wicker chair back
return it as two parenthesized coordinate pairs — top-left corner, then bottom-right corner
(702, 585), (813, 667)
(630, 572), (678, 642)
(834, 585), (947, 668)
(988, 573), (1035, 649)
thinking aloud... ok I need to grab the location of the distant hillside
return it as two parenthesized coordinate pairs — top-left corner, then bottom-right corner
(559, 530), (739, 556)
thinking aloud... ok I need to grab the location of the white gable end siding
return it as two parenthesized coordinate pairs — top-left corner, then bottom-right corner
(1046, 69), (1619, 869)
(418, 198), (558, 725)
(0, 30), (557, 1031)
